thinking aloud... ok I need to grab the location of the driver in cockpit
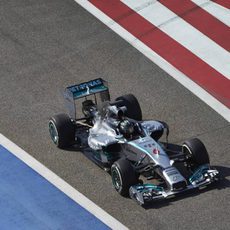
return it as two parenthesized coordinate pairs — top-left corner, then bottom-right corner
(104, 103), (166, 141)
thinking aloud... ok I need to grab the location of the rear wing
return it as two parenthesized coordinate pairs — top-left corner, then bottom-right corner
(65, 78), (109, 99)
(64, 78), (110, 119)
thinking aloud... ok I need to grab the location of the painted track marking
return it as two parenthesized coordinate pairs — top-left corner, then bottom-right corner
(212, 0), (230, 9)
(75, 0), (229, 121)
(192, 0), (230, 26)
(122, 0), (230, 78)
(0, 134), (128, 230)
(159, 0), (230, 49)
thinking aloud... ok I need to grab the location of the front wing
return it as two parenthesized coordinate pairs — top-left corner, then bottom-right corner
(129, 165), (219, 205)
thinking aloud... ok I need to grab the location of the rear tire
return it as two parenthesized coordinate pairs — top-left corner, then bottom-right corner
(48, 113), (75, 149)
(115, 94), (142, 121)
(182, 138), (210, 167)
(111, 158), (139, 196)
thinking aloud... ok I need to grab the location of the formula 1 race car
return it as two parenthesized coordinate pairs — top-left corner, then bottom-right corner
(48, 78), (219, 205)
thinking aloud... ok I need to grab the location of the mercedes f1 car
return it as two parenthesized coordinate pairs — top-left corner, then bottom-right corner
(48, 78), (219, 205)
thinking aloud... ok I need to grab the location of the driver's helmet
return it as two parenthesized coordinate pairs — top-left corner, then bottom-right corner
(119, 119), (134, 136)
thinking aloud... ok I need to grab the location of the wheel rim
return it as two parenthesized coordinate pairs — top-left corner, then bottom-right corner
(182, 144), (196, 168)
(49, 121), (59, 145)
(111, 167), (122, 191)
(182, 144), (193, 159)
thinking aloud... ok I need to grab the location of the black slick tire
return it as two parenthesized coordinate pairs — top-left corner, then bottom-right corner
(111, 158), (139, 196)
(182, 138), (210, 166)
(48, 113), (75, 149)
(115, 94), (142, 121)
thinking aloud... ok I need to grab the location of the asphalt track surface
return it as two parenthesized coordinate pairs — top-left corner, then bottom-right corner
(0, 0), (229, 229)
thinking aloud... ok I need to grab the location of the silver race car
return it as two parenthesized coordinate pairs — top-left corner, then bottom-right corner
(49, 78), (219, 205)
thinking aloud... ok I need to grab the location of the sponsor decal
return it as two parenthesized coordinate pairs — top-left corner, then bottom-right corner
(69, 79), (103, 93)
(153, 148), (160, 155)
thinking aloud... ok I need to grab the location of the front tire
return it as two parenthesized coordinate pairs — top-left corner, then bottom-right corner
(48, 113), (75, 149)
(111, 158), (139, 196)
(182, 138), (210, 167)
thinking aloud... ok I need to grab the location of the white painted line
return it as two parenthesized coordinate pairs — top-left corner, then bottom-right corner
(0, 134), (128, 230)
(131, 37), (230, 122)
(192, 0), (230, 26)
(122, 0), (230, 79)
(73, 0), (230, 122)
